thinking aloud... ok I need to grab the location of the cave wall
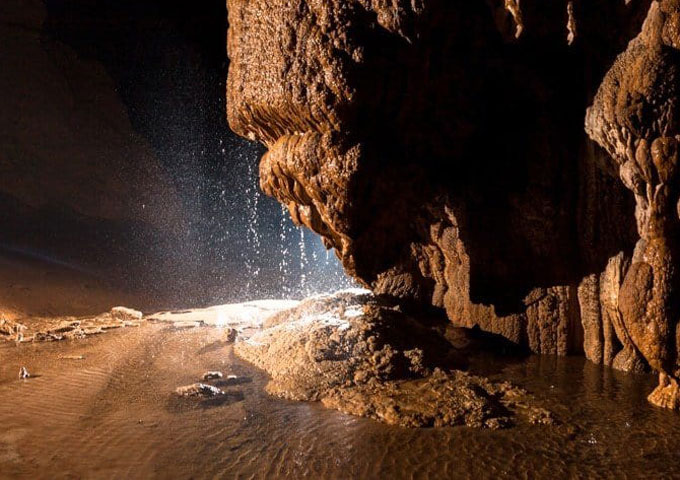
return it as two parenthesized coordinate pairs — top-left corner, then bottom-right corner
(226, 0), (680, 396)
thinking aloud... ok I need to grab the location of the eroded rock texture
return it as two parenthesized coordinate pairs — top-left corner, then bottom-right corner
(227, 0), (680, 407)
(586, 0), (680, 407)
(236, 291), (555, 428)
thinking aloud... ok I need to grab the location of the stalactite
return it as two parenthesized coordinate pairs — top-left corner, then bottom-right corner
(567, 1), (577, 45)
(504, 0), (524, 38)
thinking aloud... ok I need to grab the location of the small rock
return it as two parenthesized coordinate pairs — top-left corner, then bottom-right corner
(528, 407), (556, 426)
(19, 366), (30, 379)
(484, 417), (511, 430)
(34, 332), (63, 342)
(203, 371), (223, 380)
(227, 374), (238, 380)
(0, 318), (26, 338)
(225, 328), (237, 342)
(175, 383), (224, 397)
(110, 306), (143, 322)
(173, 321), (203, 329)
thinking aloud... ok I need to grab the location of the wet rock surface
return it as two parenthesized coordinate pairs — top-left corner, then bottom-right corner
(321, 369), (554, 429)
(236, 291), (554, 428)
(586, 0), (680, 407)
(226, 0), (680, 408)
(175, 383), (224, 397)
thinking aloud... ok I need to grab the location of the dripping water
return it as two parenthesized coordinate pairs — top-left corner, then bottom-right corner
(299, 228), (308, 296)
(205, 135), (355, 302)
(243, 159), (262, 294)
(279, 203), (292, 298)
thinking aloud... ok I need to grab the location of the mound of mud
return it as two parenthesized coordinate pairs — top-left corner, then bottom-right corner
(236, 291), (554, 429)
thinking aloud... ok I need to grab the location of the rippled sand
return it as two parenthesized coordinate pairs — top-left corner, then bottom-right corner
(1, 324), (679, 479)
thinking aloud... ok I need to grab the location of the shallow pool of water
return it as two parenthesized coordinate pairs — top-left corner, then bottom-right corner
(0, 324), (678, 479)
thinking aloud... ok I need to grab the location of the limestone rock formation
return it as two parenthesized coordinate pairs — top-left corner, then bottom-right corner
(227, 0), (680, 408)
(586, 0), (680, 408)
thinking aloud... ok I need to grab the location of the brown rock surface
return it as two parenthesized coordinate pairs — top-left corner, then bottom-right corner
(586, 0), (680, 407)
(227, 0), (680, 408)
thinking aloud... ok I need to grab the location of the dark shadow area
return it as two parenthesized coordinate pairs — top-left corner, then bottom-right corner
(197, 340), (236, 355)
(166, 390), (245, 413)
(458, 326), (532, 359)
(325, 0), (644, 315)
(212, 377), (252, 388)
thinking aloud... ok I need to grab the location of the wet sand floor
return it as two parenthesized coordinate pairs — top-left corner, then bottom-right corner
(1, 324), (680, 479)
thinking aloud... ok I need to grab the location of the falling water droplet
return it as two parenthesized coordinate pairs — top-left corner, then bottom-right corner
(299, 227), (308, 296)
(279, 204), (291, 298)
(241, 158), (264, 298)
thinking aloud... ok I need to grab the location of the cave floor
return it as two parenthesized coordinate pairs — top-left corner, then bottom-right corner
(1, 321), (679, 479)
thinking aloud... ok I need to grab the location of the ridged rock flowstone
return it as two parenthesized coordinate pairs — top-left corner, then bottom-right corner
(586, 0), (680, 408)
(227, 0), (680, 409)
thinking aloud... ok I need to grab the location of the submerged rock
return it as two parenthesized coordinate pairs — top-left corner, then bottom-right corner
(202, 371), (223, 380)
(236, 291), (554, 428)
